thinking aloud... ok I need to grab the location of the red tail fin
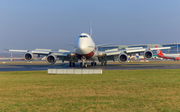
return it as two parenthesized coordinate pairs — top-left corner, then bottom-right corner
(156, 46), (164, 56)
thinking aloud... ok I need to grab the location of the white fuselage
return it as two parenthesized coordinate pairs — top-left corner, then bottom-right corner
(162, 53), (180, 59)
(74, 33), (97, 60)
(157, 49), (180, 60)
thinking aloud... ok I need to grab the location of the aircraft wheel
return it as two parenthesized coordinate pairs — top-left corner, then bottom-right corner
(84, 63), (87, 68)
(80, 62), (83, 67)
(69, 62), (72, 67)
(101, 62), (103, 66)
(94, 62), (96, 66)
(104, 62), (107, 66)
(91, 62), (93, 66)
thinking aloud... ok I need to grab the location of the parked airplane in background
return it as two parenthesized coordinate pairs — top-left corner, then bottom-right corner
(5, 24), (171, 68)
(156, 46), (180, 61)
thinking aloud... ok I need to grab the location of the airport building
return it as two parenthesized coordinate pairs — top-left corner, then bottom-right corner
(162, 43), (180, 53)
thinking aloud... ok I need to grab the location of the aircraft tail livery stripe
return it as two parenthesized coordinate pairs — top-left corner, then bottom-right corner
(156, 49), (164, 57)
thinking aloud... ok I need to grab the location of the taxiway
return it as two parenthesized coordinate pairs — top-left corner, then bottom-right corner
(0, 60), (180, 71)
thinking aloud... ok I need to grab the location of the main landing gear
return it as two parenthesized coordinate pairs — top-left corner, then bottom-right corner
(80, 56), (88, 68)
(69, 62), (75, 67)
(101, 61), (107, 66)
(91, 62), (96, 66)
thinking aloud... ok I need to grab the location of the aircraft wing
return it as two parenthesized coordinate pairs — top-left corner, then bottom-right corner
(100, 47), (171, 56)
(6, 49), (72, 56)
(97, 47), (171, 63)
(5, 48), (77, 64)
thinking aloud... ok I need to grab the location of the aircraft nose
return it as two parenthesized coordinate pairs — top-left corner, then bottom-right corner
(79, 44), (86, 50)
(79, 44), (87, 53)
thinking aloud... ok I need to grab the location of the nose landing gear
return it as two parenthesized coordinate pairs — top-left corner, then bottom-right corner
(80, 62), (87, 68)
(80, 56), (87, 68)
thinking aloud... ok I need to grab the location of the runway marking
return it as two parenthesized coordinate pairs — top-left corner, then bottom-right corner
(59, 63), (69, 68)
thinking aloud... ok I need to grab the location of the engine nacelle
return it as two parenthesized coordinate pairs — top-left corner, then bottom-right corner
(144, 50), (153, 59)
(118, 52), (128, 63)
(24, 52), (34, 61)
(46, 54), (57, 64)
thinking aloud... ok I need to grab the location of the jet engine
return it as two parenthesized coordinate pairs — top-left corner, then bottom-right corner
(144, 50), (153, 59)
(46, 54), (57, 64)
(118, 52), (128, 63)
(24, 52), (34, 61)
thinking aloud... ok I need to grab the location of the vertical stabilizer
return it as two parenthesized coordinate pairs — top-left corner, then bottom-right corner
(156, 46), (164, 56)
(156, 49), (164, 56)
(90, 20), (92, 38)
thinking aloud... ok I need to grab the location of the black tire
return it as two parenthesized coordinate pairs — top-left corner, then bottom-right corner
(69, 62), (72, 67)
(80, 62), (83, 68)
(91, 62), (93, 66)
(101, 62), (103, 66)
(104, 62), (107, 66)
(84, 64), (87, 68)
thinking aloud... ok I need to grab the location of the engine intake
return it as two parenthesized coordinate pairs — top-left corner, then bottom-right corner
(24, 52), (34, 61)
(46, 54), (57, 64)
(118, 53), (128, 63)
(144, 50), (153, 59)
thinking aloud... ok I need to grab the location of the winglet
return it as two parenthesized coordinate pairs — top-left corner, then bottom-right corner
(4, 49), (10, 51)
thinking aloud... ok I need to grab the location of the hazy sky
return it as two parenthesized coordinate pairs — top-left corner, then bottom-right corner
(0, 0), (180, 52)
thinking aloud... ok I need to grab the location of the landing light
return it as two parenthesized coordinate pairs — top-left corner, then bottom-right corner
(70, 53), (74, 56)
(99, 52), (103, 56)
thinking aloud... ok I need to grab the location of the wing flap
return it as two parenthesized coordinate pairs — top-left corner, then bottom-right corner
(6, 49), (28, 52)
(106, 51), (121, 56)
(53, 52), (68, 56)
(58, 49), (70, 52)
(126, 49), (146, 53)
(35, 49), (52, 51)
(31, 50), (50, 54)
(150, 47), (171, 50)
(105, 48), (118, 52)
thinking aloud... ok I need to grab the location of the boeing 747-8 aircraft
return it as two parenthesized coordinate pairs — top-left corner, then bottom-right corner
(6, 33), (171, 68)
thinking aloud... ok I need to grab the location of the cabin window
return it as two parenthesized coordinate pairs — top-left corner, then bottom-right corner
(79, 35), (87, 38)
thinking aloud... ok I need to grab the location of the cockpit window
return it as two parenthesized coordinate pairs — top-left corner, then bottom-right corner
(79, 35), (87, 38)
